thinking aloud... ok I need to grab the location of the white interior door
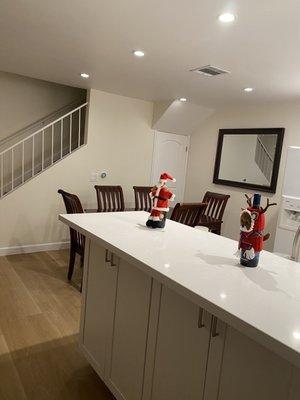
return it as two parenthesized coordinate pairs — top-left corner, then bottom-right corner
(151, 131), (190, 203)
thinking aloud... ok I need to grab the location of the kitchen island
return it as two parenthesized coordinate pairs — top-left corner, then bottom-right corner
(59, 211), (300, 400)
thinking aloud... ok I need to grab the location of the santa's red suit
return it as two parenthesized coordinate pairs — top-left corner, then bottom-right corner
(146, 173), (175, 228)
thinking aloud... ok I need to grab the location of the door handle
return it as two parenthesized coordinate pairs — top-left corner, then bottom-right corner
(211, 316), (219, 337)
(110, 253), (117, 267)
(105, 249), (112, 263)
(198, 307), (205, 328)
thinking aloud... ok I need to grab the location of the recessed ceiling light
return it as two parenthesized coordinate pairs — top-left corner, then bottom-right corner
(133, 50), (145, 57)
(218, 13), (236, 23)
(179, 97), (187, 102)
(243, 87), (254, 93)
(80, 73), (89, 79)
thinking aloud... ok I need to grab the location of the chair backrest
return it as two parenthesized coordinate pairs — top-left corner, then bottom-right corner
(58, 189), (84, 251)
(202, 191), (230, 221)
(94, 185), (125, 212)
(133, 186), (153, 212)
(170, 203), (207, 227)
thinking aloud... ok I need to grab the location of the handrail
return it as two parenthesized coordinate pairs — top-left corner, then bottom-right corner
(0, 102), (88, 156)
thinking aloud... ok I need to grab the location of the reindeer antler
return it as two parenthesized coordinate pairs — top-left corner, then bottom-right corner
(245, 194), (253, 207)
(261, 198), (277, 213)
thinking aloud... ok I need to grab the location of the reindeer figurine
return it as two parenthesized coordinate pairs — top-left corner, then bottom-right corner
(239, 193), (276, 267)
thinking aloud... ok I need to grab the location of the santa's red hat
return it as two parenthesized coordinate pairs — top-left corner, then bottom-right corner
(160, 172), (176, 182)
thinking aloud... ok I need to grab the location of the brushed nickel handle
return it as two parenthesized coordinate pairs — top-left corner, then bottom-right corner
(105, 249), (112, 263)
(198, 307), (205, 328)
(110, 253), (117, 267)
(211, 316), (219, 337)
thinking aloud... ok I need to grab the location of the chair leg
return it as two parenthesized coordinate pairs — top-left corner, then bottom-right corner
(215, 224), (221, 235)
(68, 247), (76, 281)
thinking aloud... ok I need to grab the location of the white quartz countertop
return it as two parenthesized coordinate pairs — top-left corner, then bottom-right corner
(59, 211), (300, 367)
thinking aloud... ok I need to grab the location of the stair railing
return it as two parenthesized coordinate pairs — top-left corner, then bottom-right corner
(0, 102), (88, 198)
(255, 136), (274, 183)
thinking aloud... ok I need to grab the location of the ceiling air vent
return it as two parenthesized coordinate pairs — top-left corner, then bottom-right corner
(190, 65), (230, 77)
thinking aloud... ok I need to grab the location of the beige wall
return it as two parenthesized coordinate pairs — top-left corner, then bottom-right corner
(0, 89), (154, 250)
(0, 71), (85, 141)
(185, 101), (300, 251)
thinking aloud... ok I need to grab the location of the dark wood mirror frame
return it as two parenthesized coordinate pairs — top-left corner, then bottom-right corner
(213, 128), (285, 193)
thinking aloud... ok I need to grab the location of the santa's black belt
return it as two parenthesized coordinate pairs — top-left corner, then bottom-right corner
(154, 195), (167, 201)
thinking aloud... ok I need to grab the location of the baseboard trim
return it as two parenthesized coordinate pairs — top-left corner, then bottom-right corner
(0, 241), (70, 256)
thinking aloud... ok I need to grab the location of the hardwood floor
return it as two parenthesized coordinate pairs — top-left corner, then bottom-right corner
(0, 250), (115, 400)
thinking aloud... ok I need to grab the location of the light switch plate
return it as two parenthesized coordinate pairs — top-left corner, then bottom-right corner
(90, 172), (98, 182)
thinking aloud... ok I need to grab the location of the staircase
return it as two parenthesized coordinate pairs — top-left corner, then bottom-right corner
(255, 135), (274, 183)
(0, 102), (88, 198)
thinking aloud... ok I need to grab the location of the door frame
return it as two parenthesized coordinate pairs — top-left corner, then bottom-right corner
(150, 131), (190, 202)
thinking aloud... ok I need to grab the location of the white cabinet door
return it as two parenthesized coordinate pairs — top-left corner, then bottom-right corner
(206, 323), (293, 400)
(81, 241), (118, 377)
(107, 258), (153, 400)
(149, 286), (212, 400)
(203, 318), (227, 400)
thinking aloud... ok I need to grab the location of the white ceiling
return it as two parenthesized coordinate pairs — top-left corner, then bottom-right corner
(1, 0), (300, 108)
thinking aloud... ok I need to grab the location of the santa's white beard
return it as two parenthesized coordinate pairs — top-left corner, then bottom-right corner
(156, 180), (165, 188)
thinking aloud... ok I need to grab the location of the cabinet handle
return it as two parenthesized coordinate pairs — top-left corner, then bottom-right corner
(211, 316), (219, 337)
(110, 253), (117, 267)
(105, 249), (112, 263)
(198, 307), (205, 328)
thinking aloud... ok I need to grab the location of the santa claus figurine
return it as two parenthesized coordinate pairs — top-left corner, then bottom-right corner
(146, 172), (176, 229)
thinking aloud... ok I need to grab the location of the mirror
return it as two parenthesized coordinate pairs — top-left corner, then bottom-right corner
(213, 128), (285, 193)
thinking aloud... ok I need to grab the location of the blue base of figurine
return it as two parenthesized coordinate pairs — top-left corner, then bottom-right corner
(146, 214), (166, 229)
(146, 220), (166, 229)
(240, 251), (260, 268)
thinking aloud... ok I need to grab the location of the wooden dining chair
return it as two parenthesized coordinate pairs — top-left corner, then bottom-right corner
(94, 185), (125, 212)
(197, 191), (230, 235)
(58, 189), (85, 282)
(170, 203), (207, 227)
(133, 186), (153, 212)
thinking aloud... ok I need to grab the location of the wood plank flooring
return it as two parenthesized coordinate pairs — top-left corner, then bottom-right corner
(0, 250), (115, 400)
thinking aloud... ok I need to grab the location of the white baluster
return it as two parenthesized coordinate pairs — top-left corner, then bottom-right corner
(32, 136), (35, 177)
(51, 124), (54, 164)
(78, 108), (81, 148)
(11, 147), (14, 190)
(22, 141), (25, 183)
(0, 153), (3, 197)
(42, 130), (44, 171)
(61, 119), (63, 159)
(69, 114), (72, 153)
